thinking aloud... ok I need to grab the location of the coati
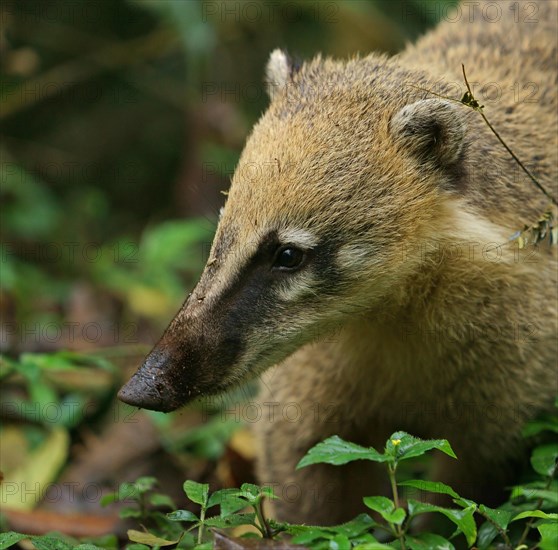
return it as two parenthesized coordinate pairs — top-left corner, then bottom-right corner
(119, 0), (557, 525)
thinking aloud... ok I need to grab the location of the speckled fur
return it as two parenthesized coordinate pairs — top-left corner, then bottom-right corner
(236, 1), (557, 524)
(119, 0), (557, 526)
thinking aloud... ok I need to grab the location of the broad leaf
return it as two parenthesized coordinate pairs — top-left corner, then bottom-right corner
(207, 488), (247, 516)
(511, 486), (558, 505)
(386, 432), (456, 460)
(399, 479), (459, 498)
(405, 533), (455, 550)
(474, 503), (514, 548)
(167, 509), (199, 522)
(290, 528), (332, 545)
(204, 513), (257, 528)
(183, 480), (209, 507)
(100, 492), (119, 506)
(29, 537), (74, 550)
(297, 436), (387, 469)
(353, 544), (393, 550)
(0, 533), (26, 550)
(288, 514), (376, 543)
(134, 477), (157, 493)
(522, 416), (558, 437)
(331, 514), (378, 538)
(127, 530), (178, 547)
(538, 522), (558, 550)
(330, 533), (351, 549)
(408, 500), (476, 546)
(478, 504), (513, 530)
(530, 443), (558, 477)
(512, 510), (558, 522)
(148, 493), (175, 509)
(363, 496), (406, 525)
(476, 519), (500, 550)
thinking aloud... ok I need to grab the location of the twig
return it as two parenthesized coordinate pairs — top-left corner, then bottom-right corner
(477, 508), (512, 548)
(460, 65), (557, 207)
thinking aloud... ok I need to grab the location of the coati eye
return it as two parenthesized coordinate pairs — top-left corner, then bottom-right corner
(272, 246), (305, 271)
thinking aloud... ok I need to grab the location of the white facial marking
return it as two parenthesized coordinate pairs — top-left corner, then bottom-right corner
(277, 228), (318, 248)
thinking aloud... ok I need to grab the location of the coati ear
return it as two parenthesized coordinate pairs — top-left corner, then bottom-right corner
(390, 99), (466, 166)
(265, 49), (300, 99)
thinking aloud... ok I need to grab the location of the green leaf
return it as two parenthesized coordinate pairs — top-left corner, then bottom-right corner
(134, 477), (157, 494)
(0, 532), (27, 549)
(148, 493), (175, 509)
(363, 496), (406, 525)
(512, 510), (558, 522)
(475, 503), (513, 548)
(398, 479), (463, 502)
(207, 487), (238, 507)
(204, 513), (257, 528)
(539, 522), (558, 550)
(167, 509), (199, 522)
(221, 497), (250, 517)
(238, 483), (262, 502)
(117, 482), (139, 502)
(530, 444), (558, 477)
(290, 527), (332, 545)
(353, 543), (394, 550)
(333, 514), (377, 538)
(100, 492), (119, 507)
(287, 514), (376, 542)
(183, 480), (209, 507)
(476, 519), (500, 550)
(119, 507), (142, 519)
(408, 500), (476, 546)
(511, 486), (558, 505)
(522, 415), (558, 437)
(259, 485), (279, 500)
(404, 533), (455, 550)
(330, 533), (351, 549)
(297, 436), (387, 469)
(386, 432), (456, 461)
(478, 504), (513, 530)
(30, 537), (74, 550)
(127, 530), (179, 547)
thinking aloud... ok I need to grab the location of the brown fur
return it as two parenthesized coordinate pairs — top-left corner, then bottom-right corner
(119, 0), (557, 526)
(250, 1), (557, 523)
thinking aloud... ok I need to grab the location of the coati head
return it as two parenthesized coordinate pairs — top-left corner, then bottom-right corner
(118, 50), (467, 412)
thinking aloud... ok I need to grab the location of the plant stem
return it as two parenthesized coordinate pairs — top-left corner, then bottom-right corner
(255, 497), (273, 538)
(460, 64), (558, 207)
(197, 506), (206, 545)
(389, 465), (401, 511)
(388, 464), (406, 550)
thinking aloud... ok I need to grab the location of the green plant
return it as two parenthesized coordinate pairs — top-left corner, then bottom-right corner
(2, 412), (556, 549)
(0, 351), (116, 429)
(99, 476), (193, 549)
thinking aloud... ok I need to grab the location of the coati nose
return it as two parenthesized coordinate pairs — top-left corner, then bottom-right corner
(118, 349), (179, 413)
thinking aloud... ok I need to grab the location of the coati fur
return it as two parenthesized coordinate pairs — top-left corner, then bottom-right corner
(119, 0), (557, 525)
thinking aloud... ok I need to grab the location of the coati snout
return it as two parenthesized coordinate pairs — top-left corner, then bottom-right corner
(118, 228), (333, 411)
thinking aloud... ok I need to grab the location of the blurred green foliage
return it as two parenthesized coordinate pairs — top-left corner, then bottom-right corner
(0, 0), (451, 350)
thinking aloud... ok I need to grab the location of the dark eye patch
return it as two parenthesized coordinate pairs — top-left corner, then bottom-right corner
(272, 246), (306, 271)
